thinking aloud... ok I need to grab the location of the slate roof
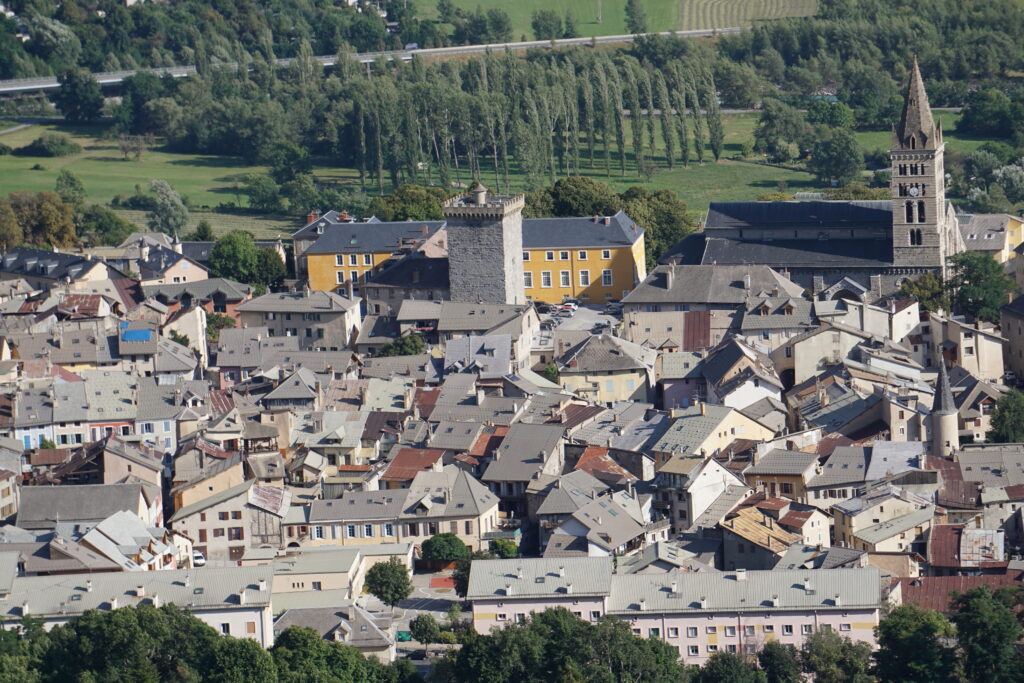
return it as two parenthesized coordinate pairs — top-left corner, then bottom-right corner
(0, 247), (107, 281)
(649, 404), (733, 455)
(0, 566), (272, 621)
(137, 245), (206, 278)
(521, 212), (644, 248)
(142, 278), (252, 303)
(304, 221), (445, 255)
(701, 236), (893, 268)
(623, 265), (802, 305)
(17, 483), (149, 530)
(706, 200), (893, 232)
(466, 557), (614, 600)
(371, 253), (449, 290)
(959, 213), (1011, 251)
(746, 449), (818, 477)
(557, 334), (655, 373)
(443, 334), (512, 379)
(808, 446), (870, 488)
(854, 505), (934, 545)
(534, 470), (609, 516)
(482, 423), (565, 483)
(237, 290), (358, 314)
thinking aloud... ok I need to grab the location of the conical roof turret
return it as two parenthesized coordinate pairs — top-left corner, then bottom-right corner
(932, 362), (955, 415)
(894, 58), (940, 149)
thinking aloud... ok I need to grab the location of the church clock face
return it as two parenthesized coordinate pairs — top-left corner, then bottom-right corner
(908, 186), (920, 197)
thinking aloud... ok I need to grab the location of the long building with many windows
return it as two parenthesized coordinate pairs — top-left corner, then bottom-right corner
(467, 557), (884, 666)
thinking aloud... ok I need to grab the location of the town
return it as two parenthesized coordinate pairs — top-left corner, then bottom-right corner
(2, 4), (1024, 677)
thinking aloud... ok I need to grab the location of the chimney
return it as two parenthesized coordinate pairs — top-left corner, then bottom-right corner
(136, 584), (145, 598)
(566, 582), (573, 594)
(472, 183), (487, 205)
(638, 598), (646, 610)
(833, 594), (841, 607)
(109, 597), (118, 609)
(699, 596), (707, 609)
(21, 601), (28, 616)
(347, 278), (355, 300)
(505, 583), (513, 596)
(516, 566), (523, 579)
(803, 578), (812, 591)
(184, 575), (190, 588)
(258, 577), (268, 591)
(771, 594), (780, 607)
(306, 210), (321, 225)
(139, 244), (150, 263)
(476, 387), (485, 405)
(670, 580), (678, 593)
(239, 588), (247, 605)
(86, 579), (93, 592)
(700, 402), (706, 417)
(664, 268), (674, 290)
(558, 566), (565, 577)
(603, 216), (611, 225)
(152, 594), (161, 608)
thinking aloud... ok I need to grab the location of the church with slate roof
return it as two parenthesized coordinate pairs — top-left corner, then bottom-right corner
(666, 60), (964, 303)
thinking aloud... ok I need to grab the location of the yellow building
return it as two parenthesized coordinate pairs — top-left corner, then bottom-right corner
(297, 216), (447, 293)
(522, 212), (647, 304)
(299, 211), (647, 305)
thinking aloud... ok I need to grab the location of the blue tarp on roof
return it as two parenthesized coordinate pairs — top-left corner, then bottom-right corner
(119, 322), (153, 342)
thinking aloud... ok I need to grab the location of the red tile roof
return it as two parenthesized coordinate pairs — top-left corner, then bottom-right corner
(467, 425), (508, 458)
(414, 388), (440, 419)
(896, 573), (1024, 612)
(547, 404), (605, 430)
(926, 455), (980, 510)
(574, 445), (636, 483)
(381, 447), (445, 482)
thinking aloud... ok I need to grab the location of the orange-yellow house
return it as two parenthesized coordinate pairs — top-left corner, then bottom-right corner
(522, 212), (646, 304)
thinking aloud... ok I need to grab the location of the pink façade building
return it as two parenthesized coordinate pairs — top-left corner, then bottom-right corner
(467, 557), (884, 667)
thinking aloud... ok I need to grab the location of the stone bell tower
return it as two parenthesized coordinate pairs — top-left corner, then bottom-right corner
(891, 59), (948, 270)
(443, 182), (526, 305)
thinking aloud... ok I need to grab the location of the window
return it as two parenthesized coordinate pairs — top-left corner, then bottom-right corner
(706, 626), (717, 634)
(464, 520), (473, 534)
(801, 624), (813, 635)
(221, 623), (230, 634)
(688, 646), (699, 656)
(602, 270), (612, 286)
(764, 625), (774, 633)
(579, 270), (590, 286)
(348, 254), (358, 266)
(524, 272), (533, 288)
(649, 627), (661, 638)
(744, 626), (755, 637)
(783, 625), (794, 635)
(590, 611), (601, 620)
(559, 251), (569, 260)
(515, 614), (526, 623)
(364, 524), (373, 537)
(384, 523), (395, 537)
(545, 251), (554, 261)
(707, 645), (718, 653)
(335, 254), (345, 266)
(523, 251), (530, 261)
(687, 627), (698, 637)
(496, 613), (508, 621)
(668, 627), (679, 638)
(346, 525), (357, 538)
(541, 271), (552, 288)
(336, 271), (345, 284)
(578, 250), (587, 260)
(840, 623), (851, 632)
(726, 644), (737, 654)
(350, 271), (359, 284)
(560, 271), (571, 287)
(219, 511), (229, 521)
(602, 249), (611, 259)
(312, 526), (325, 540)
(781, 483), (793, 494)
(228, 527), (244, 541)
(725, 626), (736, 637)
(246, 622), (256, 634)
(363, 253), (372, 265)
(198, 529), (207, 542)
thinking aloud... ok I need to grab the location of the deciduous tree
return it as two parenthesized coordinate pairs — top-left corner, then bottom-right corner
(946, 251), (1016, 322)
(422, 533), (469, 563)
(873, 604), (958, 683)
(146, 180), (189, 236)
(365, 557), (413, 611)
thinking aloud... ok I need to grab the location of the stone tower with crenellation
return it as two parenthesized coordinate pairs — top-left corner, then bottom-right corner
(443, 182), (526, 305)
(890, 59), (955, 271)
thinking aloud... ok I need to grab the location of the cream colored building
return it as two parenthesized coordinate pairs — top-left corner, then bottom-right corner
(556, 334), (656, 404)
(649, 403), (776, 469)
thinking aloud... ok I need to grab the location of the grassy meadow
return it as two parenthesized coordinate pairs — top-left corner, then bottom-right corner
(0, 107), (998, 238)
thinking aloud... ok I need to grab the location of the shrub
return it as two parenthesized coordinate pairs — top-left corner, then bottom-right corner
(16, 133), (82, 157)
(0, 143), (10, 155)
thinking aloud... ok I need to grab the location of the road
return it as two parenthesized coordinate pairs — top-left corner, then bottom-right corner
(0, 27), (744, 95)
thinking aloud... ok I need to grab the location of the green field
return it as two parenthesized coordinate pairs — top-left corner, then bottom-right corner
(422, 0), (818, 38)
(0, 108), (997, 238)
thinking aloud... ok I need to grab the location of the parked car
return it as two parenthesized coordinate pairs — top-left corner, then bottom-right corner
(192, 550), (207, 567)
(555, 307), (575, 318)
(603, 302), (623, 315)
(404, 42), (420, 50)
(560, 300), (580, 311)
(536, 304), (554, 315)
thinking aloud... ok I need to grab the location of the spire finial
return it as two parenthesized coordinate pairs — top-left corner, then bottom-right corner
(895, 58), (936, 149)
(932, 362), (955, 415)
